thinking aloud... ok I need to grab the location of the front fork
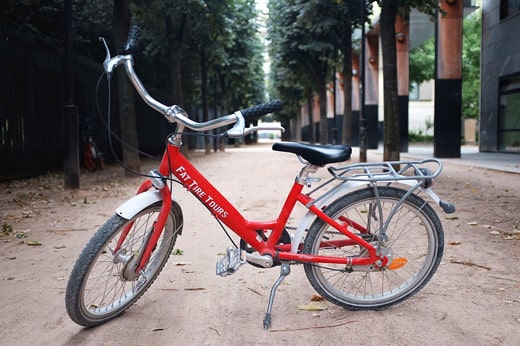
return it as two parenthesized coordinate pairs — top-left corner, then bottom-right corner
(113, 171), (172, 276)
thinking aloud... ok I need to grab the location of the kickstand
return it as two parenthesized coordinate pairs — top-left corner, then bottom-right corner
(263, 262), (291, 330)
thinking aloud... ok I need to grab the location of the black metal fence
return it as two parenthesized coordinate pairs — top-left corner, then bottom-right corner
(0, 24), (176, 180)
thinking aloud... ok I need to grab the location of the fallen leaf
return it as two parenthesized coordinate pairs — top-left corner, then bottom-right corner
(174, 261), (192, 266)
(15, 232), (28, 239)
(311, 294), (324, 301)
(450, 259), (491, 270)
(27, 241), (42, 246)
(448, 241), (461, 245)
(468, 221), (478, 226)
(247, 287), (262, 296)
(297, 302), (327, 311)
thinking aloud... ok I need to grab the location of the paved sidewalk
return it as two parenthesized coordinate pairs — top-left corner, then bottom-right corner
(396, 144), (520, 174)
(237, 141), (520, 174)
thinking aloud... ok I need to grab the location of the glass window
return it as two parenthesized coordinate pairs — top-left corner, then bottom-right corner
(501, 0), (520, 19)
(499, 77), (520, 152)
(410, 82), (419, 101)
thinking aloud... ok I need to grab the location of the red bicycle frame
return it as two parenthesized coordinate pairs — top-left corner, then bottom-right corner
(126, 141), (386, 273)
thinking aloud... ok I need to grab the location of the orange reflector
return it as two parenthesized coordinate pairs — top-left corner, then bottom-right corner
(387, 257), (408, 270)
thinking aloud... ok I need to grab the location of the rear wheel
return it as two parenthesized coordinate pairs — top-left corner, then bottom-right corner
(65, 202), (183, 327)
(303, 187), (444, 310)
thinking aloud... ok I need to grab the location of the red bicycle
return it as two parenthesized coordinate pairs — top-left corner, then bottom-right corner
(65, 27), (455, 330)
(83, 136), (104, 172)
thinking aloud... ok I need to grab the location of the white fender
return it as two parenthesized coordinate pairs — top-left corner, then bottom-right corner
(116, 190), (166, 220)
(290, 176), (424, 253)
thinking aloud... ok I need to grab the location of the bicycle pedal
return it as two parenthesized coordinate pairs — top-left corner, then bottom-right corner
(216, 247), (246, 277)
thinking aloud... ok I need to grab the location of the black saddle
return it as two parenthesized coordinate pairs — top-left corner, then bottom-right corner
(272, 142), (352, 166)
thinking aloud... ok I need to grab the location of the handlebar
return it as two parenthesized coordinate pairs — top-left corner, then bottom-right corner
(122, 25), (140, 54)
(99, 26), (284, 138)
(240, 99), (283, 119)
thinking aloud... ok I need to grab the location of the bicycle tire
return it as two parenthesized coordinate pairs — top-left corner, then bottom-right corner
(65, 201), (183, 327)
(303, 186), (444, 310)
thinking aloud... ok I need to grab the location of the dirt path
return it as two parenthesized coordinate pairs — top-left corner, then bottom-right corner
(1, 143), (519, 345)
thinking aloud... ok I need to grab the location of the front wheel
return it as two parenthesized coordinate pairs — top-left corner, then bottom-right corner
(65, 201), (183, 327)
(303, 186), (444, 310)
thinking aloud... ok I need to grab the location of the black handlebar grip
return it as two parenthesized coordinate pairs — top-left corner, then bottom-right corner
(122, 25), (141, 54)
(240, 99), (283, 119)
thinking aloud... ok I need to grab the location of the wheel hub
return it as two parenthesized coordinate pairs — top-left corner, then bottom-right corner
(113, 249), (140, 281)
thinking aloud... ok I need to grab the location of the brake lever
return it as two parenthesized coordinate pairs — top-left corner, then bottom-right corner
(243, 126), (285, 136)
(99, 37), (112, 73)
(226, 111), (245, 138)
(99, 37), (131, 76)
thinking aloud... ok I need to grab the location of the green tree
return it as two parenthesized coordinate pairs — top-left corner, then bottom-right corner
(270, 0), (354, 144)
(134, 0), (264, 116)
(375, 0), (439, 161)
(134, 0), (198, 105)
(335, 0), (369, 146)
(462, 10), (481, 120)
(409, 38), (435, 87)
(291, 0), (337, 144)
(190, 0), (233, 153)
(408, 8), (481, 121)
(114, 0), (140, 173)
(378, 0), (401, 161)
(214, 0), (265, 112)
(268, 0), (313, 141)
(268, 0), (371, 144)
(0, 0), (112, 60)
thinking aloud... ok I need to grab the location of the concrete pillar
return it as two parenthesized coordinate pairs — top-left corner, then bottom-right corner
(396, 14), (409, 152)
(366, 32), (379, 148)
(434, 0), (463, 157)
(351, 54), (360, 146)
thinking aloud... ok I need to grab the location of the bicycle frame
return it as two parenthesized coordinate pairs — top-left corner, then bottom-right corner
(99, 34), (395, 274)
(120, 138), (385, 274)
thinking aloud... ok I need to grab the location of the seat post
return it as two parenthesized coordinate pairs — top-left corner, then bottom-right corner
(295, 157), (319, 185)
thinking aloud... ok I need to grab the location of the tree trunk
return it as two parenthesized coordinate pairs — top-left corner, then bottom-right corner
(380, 0), (400, 162)
(165, 13), (186, 106)
(114, 0), (140, 174)
(318, 83), (328, 144)
(200, 51), (211, 154)
(307, 89), (315, 143)
(341, 19), (353, 146)
(219, 73), (234, 147)
(165, 12), (189, 157)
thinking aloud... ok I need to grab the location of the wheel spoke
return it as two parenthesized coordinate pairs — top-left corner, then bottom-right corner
(66, 203), (182, 327)
(304, 187), (443, 310)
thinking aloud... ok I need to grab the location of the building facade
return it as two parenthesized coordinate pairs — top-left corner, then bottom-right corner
(481, 0), (520, 152)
